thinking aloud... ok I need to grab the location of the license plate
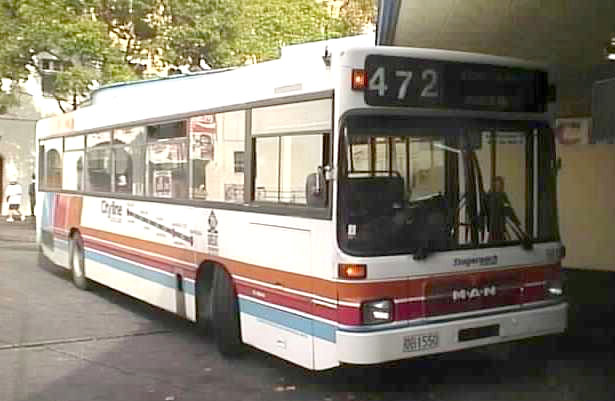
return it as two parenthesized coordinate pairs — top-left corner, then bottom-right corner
(403, 333), (439, 353)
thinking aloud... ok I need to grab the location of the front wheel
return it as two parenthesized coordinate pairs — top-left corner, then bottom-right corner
(69, 233), (89, 290)
(212, 267), (243, 356)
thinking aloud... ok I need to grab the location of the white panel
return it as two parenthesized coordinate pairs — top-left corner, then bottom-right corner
(245, 223), (311, 275)
(85, 257), (177, 313)
(313, 337), (339, 370)
(80, 196), (200, 253)
(240, 313), (314, 369)
(336, 303), (567, 365)
(183, 293), (196, 322)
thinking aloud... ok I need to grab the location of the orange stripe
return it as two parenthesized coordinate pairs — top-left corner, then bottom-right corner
(73, 225), (559, 304)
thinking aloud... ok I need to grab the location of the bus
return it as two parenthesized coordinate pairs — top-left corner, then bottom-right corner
(36, 39), (567, 370)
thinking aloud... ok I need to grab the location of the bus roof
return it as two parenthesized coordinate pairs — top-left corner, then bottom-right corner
(37, 36), (549, 138)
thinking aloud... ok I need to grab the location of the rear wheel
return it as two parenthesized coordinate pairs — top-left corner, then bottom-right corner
(196, 273), (213, 332)
(211, 267), (243, 356)
(69, 233), (89, 290)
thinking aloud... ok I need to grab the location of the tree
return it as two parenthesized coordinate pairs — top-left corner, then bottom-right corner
(0, 0), (375, 112)
(229, 0), (376, 65)
(0, 0), (240, 111)
(0, 0), (138, 111)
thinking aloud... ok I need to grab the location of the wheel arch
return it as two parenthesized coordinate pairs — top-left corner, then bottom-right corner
(68, 227), (81, 240)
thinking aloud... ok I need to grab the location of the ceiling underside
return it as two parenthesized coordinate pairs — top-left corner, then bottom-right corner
(383, 0), (615, 115)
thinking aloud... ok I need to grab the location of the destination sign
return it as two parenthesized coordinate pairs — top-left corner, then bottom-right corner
(364, 55), (548, 113)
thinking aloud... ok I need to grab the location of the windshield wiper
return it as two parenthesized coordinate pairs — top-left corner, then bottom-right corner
(506, 217), (534, 250)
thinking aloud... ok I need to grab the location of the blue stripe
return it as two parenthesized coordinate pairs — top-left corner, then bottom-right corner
(239, 298), (336, 343)
(84, 249), (195, 296)
(183, 279), (195, 295)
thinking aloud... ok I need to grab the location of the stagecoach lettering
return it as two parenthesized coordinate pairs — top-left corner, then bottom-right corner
(453, 255), (498, 267)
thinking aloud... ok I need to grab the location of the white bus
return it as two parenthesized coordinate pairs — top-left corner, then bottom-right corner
(36, 39), (566, 370)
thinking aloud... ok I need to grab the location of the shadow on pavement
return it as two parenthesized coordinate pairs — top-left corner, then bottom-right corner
(13, 265), (615, 401)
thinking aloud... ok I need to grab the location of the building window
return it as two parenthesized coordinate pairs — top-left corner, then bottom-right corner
(41, 73), (57, 97)
(40, 58), (65, 98)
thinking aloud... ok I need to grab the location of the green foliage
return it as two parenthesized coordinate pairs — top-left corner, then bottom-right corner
(0, 0), (375, 111)
(0, 0), (136, 106)
(230, 0), (374, 65)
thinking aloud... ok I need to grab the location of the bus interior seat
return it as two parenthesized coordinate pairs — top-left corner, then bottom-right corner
(345, 176), (405, 215)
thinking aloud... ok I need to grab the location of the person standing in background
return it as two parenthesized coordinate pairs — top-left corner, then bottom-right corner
(29, 174), (36, 217)
(5, 180), (25, 222)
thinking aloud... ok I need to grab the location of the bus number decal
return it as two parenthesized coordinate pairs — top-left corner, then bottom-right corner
(395, 70), (413, 100)
(368, 67), (439, 101)
(364, 55), (443, 107)
(420, 69), (439, 98)
(368, 66), (388, 96)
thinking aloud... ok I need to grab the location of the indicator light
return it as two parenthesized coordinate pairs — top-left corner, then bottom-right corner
(351, 69), (367, 90)
(338, 263), (367, 279)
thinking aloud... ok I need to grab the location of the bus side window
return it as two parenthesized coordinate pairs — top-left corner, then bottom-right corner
(254, 133), (327, 207)
(40, 138), (63, 189)
(189, 111), (245, 203)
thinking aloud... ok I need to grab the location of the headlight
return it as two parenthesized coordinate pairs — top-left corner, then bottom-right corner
(546, 278), (564, 298)
(362, 299), (393, 325)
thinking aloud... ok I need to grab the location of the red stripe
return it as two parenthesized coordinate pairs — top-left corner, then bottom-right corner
(84, 237), (197, 279)
(522, 285), (546, 303)
(395, 301), (424, 321)
(338, 305), (361, 325)
(235, 281), (338, 323)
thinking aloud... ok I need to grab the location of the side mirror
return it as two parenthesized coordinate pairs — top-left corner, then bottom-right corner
(305, 168), (327, 208)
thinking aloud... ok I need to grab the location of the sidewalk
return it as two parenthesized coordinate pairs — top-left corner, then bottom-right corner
(0, 216), (36, 243)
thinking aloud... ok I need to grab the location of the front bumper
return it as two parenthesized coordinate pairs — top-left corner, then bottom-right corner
(337, 302), (567, 365)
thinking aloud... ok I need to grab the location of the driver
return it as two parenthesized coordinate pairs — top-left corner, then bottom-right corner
(486, 176), (520, 241)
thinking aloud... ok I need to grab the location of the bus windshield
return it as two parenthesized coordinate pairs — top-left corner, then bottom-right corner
(338, 115), (559, 257)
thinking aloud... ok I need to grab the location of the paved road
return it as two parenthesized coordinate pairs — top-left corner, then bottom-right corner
(0, 221), (613, 401)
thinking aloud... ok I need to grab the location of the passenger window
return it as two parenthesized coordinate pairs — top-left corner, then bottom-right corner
(42, 138), (63, 189)
(63, 135), (85, 191)
(147, 121), (186, 141)
(146, 121), (188, 199)
(85, 132), (112, 192)
(113, 127), (146, 195)
(190, 110), (245, 202)
(251, 99), (332, 208)
(280, 135), (324, 204)
(254, 134), (326, 207)
(62, 150), (84, 191)
(147, 139), (188, 199)
(254, 137), (280, 202)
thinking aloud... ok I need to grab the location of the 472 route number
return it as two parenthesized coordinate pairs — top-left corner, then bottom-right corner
(368, 66), (439, 100)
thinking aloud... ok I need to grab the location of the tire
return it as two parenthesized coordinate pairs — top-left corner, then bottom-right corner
(211, 267), (243, 356)
(69, 233), (89, 290)
(196, 276), (213, 332)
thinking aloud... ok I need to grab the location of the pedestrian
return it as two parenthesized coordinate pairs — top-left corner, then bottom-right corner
(5, 180), (25, 222)
(29, 174), (36, 217)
